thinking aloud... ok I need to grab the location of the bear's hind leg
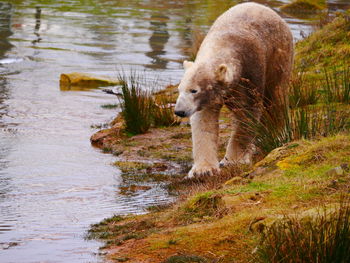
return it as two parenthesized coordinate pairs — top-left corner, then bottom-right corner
(188, 108), (220, 178)
(220, 129), (255, 167)
(220, 109), (258, 167)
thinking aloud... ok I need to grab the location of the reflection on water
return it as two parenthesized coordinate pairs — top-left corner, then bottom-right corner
(0, 2), (12, 58)
(146, 14), (170, 69)
(0, 0), (349, 262)
(32, 6), (41, 45)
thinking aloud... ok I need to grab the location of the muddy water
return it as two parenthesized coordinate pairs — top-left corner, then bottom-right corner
(0, 0), (348, 262)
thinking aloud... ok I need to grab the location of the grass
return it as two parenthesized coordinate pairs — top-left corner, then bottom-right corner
(88, 11), (350, 263)
(101, 103), (118, 109)
(323, 65), (350, 104)
(118, 71), (154, 135)
(179, 191), (227, 223)
(295, 12), (350, 73)
(238, 63), (350, 156)
(289, 71), (319, 108)
(117, 71), (180, 135)
(280, 0), (325, 14)
(163, 255), (208, 263)
(153, 93), (181, 127)
(256, 200), (350, 263)
(188, 28), (206, 61)
(88, 134), (350, 263)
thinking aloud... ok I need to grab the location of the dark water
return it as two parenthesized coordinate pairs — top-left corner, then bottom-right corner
(0, 0), (349, 262)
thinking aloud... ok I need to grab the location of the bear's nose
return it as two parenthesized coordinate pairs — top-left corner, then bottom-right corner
(175, 110), (186, 118)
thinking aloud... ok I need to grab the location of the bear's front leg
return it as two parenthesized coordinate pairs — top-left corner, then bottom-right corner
(188, 108), (220, 178)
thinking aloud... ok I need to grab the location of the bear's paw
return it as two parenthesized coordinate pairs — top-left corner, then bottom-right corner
(187, 165), (219, 178)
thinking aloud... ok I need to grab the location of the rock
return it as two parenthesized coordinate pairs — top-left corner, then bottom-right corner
(90, 129), (111, 147)
(255, 143), (299, 168)
(60, 72), (122, 90)
(326, 166), (344, 177)
(281, 0), (325, 15)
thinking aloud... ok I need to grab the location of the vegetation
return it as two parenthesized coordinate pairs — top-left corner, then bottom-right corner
(89, 9), (350, 263)
(323, 66), (350, 104)
(281, 0), (325, 14)
(295, 13), (350, 73)
(117, 71), (154, 135)
(89, 134), (350, 263)
(117, 71), (179, 136)
(188, 28), (206, 61)
(228, 64), (350, 156)
(101, 103), (118, 109)
(257, 200), (350, 263)
(153, 93), (181, 127)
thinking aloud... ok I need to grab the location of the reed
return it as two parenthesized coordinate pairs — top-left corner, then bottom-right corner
(118, 71), (154, 135)
(117, 71), (179, 135)
(289, 71), (320, 108)
(323, 65), (350, 104)
(153, 94), (180, 127)
(256, 200), (350, 263)
(239, 95), (349, 156)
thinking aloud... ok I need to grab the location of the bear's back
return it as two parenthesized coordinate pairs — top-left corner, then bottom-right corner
(208, 2), (290, 43)
(196, 2), (293, 77)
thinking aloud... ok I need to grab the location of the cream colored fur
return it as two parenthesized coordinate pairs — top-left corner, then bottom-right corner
(188, 108), (220, 178)
(175, 2), (294, 178)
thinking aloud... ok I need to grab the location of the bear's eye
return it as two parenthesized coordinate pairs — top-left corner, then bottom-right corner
(190, 89), (198, 94)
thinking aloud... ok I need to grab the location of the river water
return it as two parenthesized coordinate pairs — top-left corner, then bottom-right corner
(0, 0), (349, 262)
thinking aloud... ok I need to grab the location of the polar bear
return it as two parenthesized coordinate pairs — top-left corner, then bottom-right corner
(174, 2), (293, 178)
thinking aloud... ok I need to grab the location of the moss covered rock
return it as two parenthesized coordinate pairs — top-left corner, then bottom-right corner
(60, 72), (122, 90)
(281, 0), (325, 15)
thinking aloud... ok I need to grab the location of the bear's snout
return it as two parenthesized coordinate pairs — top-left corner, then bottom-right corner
(174, 110), (187, 118)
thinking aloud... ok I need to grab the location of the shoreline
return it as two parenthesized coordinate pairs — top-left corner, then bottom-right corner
(88, 12), (350, 263)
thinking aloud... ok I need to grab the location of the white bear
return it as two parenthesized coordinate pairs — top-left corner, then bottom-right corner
(174, 2), (293, 178)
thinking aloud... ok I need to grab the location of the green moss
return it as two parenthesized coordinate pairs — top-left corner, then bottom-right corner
(114, 161), (152, 173)
(87, 16), (350, 261)
(101, 103), (118, 109)
(162, 255), (208, 263)
(226, 182), (272, 195)
(277, 135), (350, 170)
(272, 184), (295, 198)
(171, 132), (192, 139)
(179, 192), (227, 222)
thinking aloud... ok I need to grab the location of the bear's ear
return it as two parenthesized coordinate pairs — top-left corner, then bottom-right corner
(183, 60), (194, 70)
(215, 63), (236, 84)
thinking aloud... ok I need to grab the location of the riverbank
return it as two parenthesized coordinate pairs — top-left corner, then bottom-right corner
(88, 134), (350, 263)
(89, 12), (350, 263)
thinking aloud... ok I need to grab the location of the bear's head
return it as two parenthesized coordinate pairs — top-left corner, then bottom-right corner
(174, 60), (240, 117)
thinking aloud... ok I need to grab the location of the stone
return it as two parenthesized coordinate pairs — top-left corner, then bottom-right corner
(326, 166), (344, 177)
(60, 72), (122, 90)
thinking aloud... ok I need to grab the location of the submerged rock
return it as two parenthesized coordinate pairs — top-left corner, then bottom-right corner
(60, 72), (122, 90)
(280, 0), (325, 17)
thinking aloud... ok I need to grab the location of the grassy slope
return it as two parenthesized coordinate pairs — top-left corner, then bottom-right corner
(89, 13), (350, 263)
(295, 13), (350, 74)
(89, 135), (350, 263)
